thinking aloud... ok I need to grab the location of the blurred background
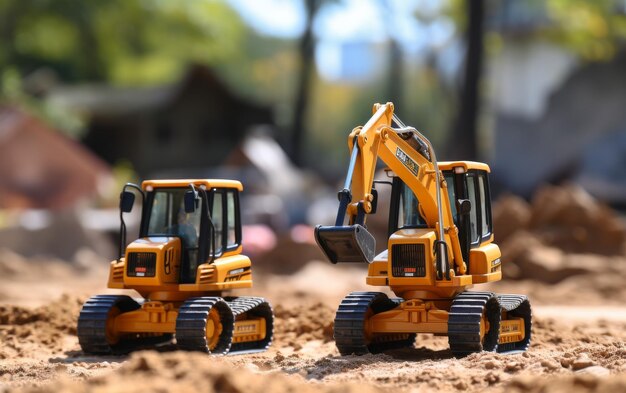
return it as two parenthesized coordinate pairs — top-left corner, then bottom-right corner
(1, 0), (626, 294)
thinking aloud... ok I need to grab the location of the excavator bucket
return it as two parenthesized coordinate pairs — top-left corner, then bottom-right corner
(314, 224), (375, 264)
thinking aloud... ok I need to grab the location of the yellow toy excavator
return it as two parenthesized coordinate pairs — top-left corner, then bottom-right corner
(77, 179), (272, 355)
(315, 103), (531, 356)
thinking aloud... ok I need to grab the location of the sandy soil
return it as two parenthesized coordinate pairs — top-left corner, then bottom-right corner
(0, 254), (624, 393)
(2, 186), (626, 392)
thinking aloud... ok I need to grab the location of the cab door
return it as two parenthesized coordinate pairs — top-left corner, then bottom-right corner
(452, 170), (493, 270)
(201, 188), (242, 262)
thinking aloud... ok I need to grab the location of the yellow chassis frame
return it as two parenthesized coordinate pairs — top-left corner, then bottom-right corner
(365, 300), (525, 345)
(110, 301), (266, 344)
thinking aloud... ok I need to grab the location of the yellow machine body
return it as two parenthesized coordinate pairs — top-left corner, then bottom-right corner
(78, 179), (272, 355)
(317, 103), (531, 356)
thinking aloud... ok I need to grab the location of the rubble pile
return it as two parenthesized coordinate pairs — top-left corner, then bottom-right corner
(493, 184), (626, 282)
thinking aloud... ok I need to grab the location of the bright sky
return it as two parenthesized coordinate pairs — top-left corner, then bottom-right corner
(227, 0), (456, 80)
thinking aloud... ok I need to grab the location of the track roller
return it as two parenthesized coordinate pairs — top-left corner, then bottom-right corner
(448, 291), (532, 357)
(77, 295), (143, 354)
(226, 296), (274, 355)
(175, 297), (234, 355)
(334, 291), (415, 355)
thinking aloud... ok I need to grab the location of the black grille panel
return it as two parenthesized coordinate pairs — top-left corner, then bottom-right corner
(126, 252), (157, 277)
(391, 244), (426, 277)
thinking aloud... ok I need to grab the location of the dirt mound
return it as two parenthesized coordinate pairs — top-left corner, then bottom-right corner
(0, 249), (78, 279)
(0, 210), (116, 262)
(494, 184), (626, 255)
(20, 351), (384, 393)
(493, 184), (626, 286)
(273, 301), (335, 349)
(505, 374), (626, 393)
(0, 294), (84, 358)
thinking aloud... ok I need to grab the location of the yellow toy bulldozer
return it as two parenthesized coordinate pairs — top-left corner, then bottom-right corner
(77, 179), (272, 355)
(315, 103), (531, 356)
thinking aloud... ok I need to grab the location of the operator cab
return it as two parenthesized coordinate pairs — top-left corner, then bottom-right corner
(126, 181), (242, 284)
(387, 162), (493, 267)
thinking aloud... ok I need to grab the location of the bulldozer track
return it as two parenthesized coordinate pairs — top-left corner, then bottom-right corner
(496, 294), (532, 353)
(175, 297), (234, 355)
(225, 296), (274, 355)
(334, 292), (415, 355)
(77, 295), (143, 354)
(448, 291), (531, 357)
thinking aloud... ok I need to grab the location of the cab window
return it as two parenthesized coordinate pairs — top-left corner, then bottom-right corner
(211, 192), (223, 255)
(444, 173), (457, 224)
(226, 190), (239, 249)
(397, 183), (426, 229)
(465, 170), (492, 246)
(467, 173), (480, 244)
(477, 172), (492, 238)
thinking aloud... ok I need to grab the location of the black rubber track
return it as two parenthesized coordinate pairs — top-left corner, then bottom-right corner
(77, 295), (142, 355)
(225, 296), (274, 354)
(448, 291), (501, 357)
(175, 297), (234, 355)
(496, 294), (532, 353)
(334, 291), (415, 355)
(448, 291), (532, 357)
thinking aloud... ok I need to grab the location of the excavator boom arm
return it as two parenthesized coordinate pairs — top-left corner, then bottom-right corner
(315, 103), (466, 278)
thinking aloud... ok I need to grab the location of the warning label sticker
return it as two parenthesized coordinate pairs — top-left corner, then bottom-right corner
(396, 147), (419, 176)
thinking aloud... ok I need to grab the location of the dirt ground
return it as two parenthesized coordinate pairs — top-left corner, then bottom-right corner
(1, 185), (626, 393)
(0, 257), (625, 393)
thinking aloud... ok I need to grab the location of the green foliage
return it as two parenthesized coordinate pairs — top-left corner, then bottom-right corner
(545, 0), (626, 61)
(0, 0), (247, 85)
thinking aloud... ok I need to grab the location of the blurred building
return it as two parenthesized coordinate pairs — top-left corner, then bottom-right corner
(487, 2), (626, 205)
(48, 65), (274, 178)
(0, 106), (112, 209)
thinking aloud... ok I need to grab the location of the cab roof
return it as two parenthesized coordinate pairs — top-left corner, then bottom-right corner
(439, 161), (491, 173)
(141, 179), (243, 191)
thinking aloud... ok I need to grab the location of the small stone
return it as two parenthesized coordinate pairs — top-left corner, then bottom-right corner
(575, 366), (610, 376)
(572, 354), (595, 371)
(509, 376), (534, 390)
(485, 372), (500, 385)
(504, 362), (522, 372)
(540, 359), (560, 371)
(560, 357), (574, 368)
(484, 360), (501, 370)
(454, 381), (468, 390)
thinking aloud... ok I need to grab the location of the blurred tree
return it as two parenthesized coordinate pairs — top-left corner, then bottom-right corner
(448, 0), (484, 161)
(380, 0), (403, 108)
(291, 0), (322, 167)
(0, 0), (247, 85)
(544, 0), (626, 61)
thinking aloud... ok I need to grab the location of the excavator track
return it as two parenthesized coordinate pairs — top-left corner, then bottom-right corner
(225, 296), (274, 355)
(77, 295), (143, 354)
(448, 291), (531, 357)
(448, 291), (500, 357)
(175, 297), (234, 355)
(334, 292), (415, 355)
